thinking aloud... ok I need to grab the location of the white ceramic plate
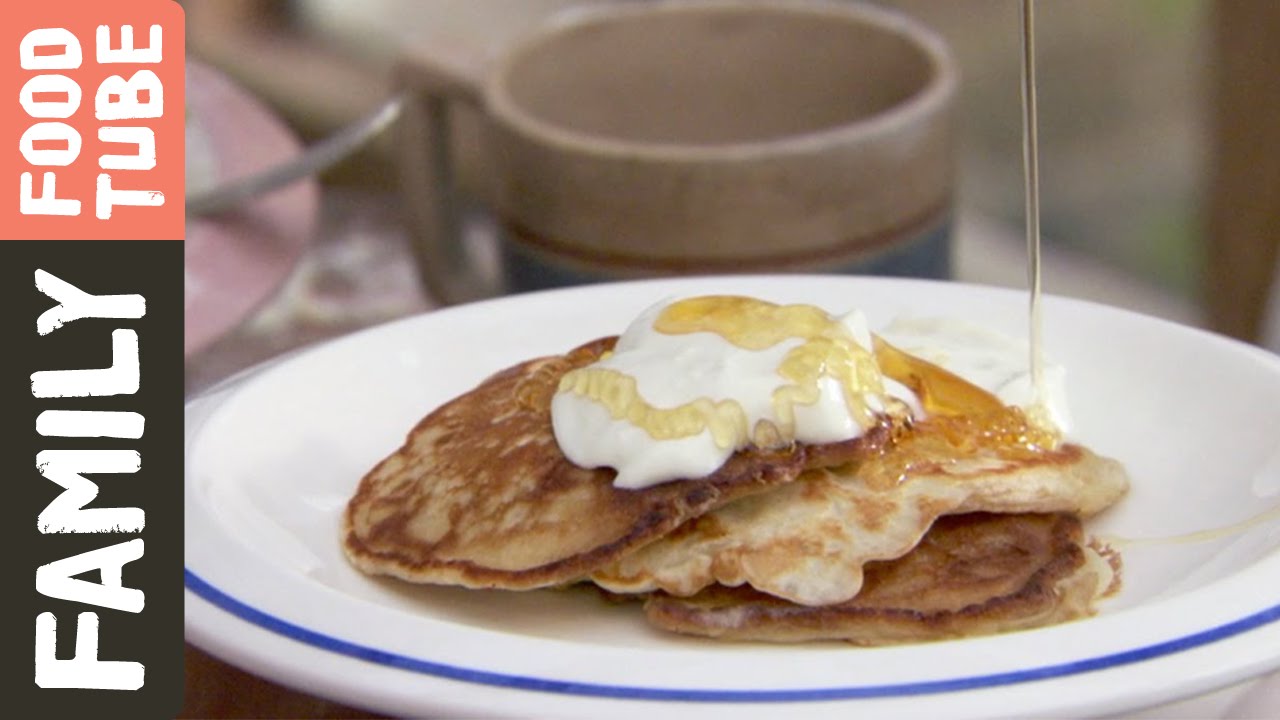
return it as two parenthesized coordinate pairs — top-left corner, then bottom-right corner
(185, 276), (1280, 719)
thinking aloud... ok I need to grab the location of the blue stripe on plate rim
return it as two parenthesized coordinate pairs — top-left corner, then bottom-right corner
(185, 568), (1280, 703)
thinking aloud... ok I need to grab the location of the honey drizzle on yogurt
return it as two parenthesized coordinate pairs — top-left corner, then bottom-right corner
(557, 295), (884, 449)
(558, 368), (754, 447)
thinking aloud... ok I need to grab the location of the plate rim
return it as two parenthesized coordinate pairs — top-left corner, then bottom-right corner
(184, 274), (1280, 716)
(184, 566), (1280, 703)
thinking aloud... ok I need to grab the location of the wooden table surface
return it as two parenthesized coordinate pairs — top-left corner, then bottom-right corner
(182, 644), (381, 719)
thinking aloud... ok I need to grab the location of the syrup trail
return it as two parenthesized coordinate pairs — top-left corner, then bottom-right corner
(1021, 0), (1047, 419)
(1101, 503), (1280, 549)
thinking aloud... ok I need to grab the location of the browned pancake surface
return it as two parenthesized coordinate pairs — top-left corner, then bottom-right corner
(643, 512), (1104, 644)
(590, 415), (1127, 606)
(343, 337), (891, 590)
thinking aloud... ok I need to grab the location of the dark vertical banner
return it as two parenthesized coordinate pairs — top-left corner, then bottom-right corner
(1, 1), (185, 717)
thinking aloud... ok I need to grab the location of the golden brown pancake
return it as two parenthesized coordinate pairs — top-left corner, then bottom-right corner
(642, 512), (1111, 644)
(343, 337), (894, 590)
(590, 413), (1129, 606)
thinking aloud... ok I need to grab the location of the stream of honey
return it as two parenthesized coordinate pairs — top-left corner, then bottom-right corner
(1021, 0), (1047, 421)
(1018, 1), (1280, 549)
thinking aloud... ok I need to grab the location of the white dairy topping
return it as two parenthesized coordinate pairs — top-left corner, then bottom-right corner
(877, 316), (1072, 433)
(551, 301), (1067, 490)
(550, 301), (889, 489)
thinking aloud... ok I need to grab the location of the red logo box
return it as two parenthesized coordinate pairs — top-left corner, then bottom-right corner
(3, 0), (184, 240)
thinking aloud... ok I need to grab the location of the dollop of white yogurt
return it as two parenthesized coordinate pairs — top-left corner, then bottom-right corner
(551, 300), (890, 489)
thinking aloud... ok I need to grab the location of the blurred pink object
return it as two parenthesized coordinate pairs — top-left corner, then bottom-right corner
(184, 60), (318, 358)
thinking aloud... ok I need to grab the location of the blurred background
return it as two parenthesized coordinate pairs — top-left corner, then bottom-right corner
(180, 2), (1280, 716)
(177, 2), (1280, 376)
(190, 0), (1207, 291)
(182, 0), (1280, 376)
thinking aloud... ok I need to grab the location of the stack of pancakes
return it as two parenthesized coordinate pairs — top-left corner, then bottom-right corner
(343, 337), (1127, 644)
